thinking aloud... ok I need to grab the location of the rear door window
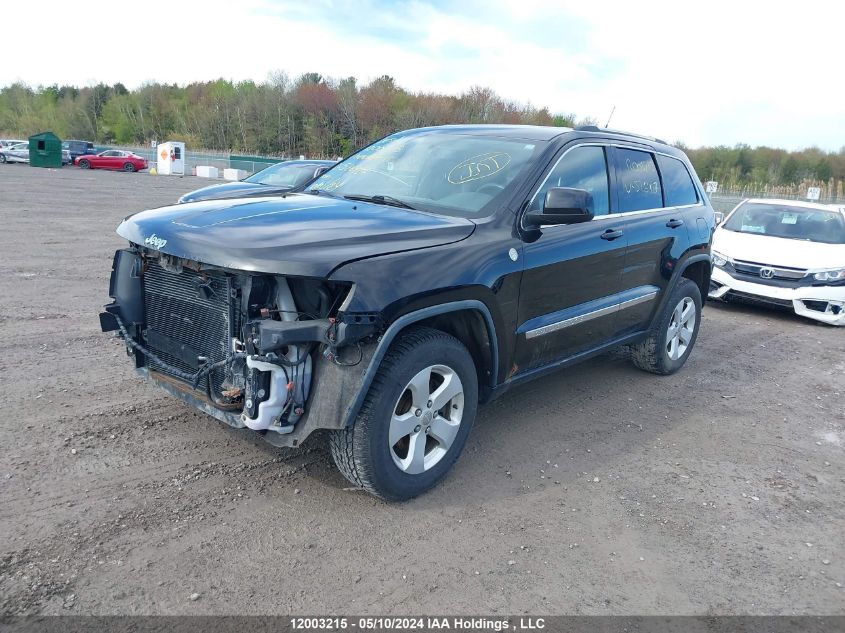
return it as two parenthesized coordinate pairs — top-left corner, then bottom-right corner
(656, 154), (699, 206)
(614, 148), (663, 212)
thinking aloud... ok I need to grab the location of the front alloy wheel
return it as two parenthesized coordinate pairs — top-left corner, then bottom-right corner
(389, 364), (464, 474)
(330, 326), (478, 501)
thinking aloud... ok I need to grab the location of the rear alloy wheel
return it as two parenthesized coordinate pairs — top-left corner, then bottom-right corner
(329, 326), (478, 501)
(666, 297), (696, 361)
(78, 159), (90, 169)
(630, 278), (702, 375)
(122, 162), (136, 172)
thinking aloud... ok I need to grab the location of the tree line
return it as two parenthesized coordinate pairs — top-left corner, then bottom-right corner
(681, 144), (845, 193)
(0, 74), (581, 158)
(1, 73), (843, 190)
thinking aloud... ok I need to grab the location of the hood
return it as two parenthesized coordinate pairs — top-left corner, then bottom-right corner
(117, 193), (475, 277)
(178, 181), (289, 203)
(713, 227), (845, 270)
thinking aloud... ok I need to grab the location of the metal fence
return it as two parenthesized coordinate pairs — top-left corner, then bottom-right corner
(99, 145), (295, 177)
(709, 191), (845, 214)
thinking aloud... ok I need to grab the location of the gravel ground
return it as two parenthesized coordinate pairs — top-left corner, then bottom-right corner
(0, 166), (843, 616)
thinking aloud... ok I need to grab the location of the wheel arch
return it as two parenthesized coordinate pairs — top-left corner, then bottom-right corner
(678, 254), (712, 303)
(341, 300), (499, 428)
(645, 253), (711, 333)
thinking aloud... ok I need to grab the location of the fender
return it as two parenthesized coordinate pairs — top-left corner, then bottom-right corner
(678, 252), (713, 275)
(648, 251), (712, 330)
(341, 300), (499, 427)
(675, 252), (712, 295)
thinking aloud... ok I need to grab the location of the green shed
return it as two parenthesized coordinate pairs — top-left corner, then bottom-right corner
(28, 131), (63, 168)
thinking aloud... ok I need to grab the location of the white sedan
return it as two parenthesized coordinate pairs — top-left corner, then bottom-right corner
(0, 142), (30, 164)
(709, 198), (845, 326)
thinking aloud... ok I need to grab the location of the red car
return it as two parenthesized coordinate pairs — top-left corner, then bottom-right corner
(75, 150), (148, 172)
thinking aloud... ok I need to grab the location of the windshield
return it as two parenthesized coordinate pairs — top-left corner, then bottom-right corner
(306, 130), (544, 218)
(246, 162), (317, 187)
(723, 202), (845, 245)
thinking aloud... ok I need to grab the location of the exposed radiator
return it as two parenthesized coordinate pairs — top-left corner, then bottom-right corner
(142, 261), (237, 395)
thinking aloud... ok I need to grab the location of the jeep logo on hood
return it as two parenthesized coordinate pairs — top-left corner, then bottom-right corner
(144, 234), (167, 250)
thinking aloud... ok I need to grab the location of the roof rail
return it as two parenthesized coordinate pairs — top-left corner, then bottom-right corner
(574, 125), (667, 145)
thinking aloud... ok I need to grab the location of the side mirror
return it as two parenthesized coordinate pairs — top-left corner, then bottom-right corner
(314, 166), (330, 178)
(524, 187), (594, 227)
(714, 211), (725, 225)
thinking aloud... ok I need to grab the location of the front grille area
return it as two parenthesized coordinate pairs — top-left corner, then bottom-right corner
(143, 261), (236, 394)
(732, 259), (807, 281)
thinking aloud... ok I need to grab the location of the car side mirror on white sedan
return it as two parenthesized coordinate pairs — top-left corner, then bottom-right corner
(714, 212), (725, 225)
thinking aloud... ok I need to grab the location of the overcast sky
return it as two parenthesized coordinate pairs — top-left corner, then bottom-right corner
(4, 0), (843, 150)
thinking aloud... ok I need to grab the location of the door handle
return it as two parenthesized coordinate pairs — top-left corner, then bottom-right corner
(600, 228), (624, 241)
(666, 218), (684, 228)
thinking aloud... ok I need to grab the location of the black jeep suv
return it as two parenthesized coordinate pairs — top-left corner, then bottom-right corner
(101, 124), (714, 500)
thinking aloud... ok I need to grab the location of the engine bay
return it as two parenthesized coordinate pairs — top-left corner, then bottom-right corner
(101, 249), (379, 437)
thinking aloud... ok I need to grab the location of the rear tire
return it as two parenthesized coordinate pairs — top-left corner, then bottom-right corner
(123, 162), (135, 172)
(329, 326), (478, 501)
(0, 154), (6, 164)
(630, 278), (702, 375)
(78, 159), (90, 169)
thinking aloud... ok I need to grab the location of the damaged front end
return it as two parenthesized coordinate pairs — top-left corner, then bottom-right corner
(100, 248), (380, 447)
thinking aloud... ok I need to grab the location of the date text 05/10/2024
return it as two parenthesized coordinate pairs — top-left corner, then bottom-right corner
(289, 617), (546, 630)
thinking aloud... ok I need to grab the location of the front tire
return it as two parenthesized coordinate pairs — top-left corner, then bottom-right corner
(630, 278), (702, 375)
(329, 326), (478, 501)
(0, 154), (6, 164)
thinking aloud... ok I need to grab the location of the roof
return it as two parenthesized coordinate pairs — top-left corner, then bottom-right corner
(575, 124), (667, 144)
(28, 131), (60, 140)
(411, 124), (573, 141)
(403, 124), (680, 151)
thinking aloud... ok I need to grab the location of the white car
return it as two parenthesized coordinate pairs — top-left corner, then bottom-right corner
(709, 198), (845, 326)
(0, 142), (30, 164)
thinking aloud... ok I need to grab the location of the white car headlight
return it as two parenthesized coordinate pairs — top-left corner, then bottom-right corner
(711, 251), (729, 267)
(813, 268), (845, 282)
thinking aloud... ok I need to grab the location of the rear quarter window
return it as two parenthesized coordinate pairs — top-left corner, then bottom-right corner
(614, 148), (663, 212)
(657, 155), (699, 206)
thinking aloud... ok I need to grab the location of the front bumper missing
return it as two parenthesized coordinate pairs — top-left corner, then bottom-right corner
(140, 341), (376, 448)
(709, 268), (845, 326)
(143, 368), (246, 428)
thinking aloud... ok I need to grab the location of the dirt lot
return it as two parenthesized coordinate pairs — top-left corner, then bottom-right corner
(0, 166), (843, 616)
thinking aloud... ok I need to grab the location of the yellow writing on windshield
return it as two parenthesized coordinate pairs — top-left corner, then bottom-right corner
(447, 152), (511, 184)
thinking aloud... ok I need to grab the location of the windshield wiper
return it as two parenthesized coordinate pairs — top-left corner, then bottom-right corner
(343, 194), (417, 210)
(308, 188), (343, 198)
